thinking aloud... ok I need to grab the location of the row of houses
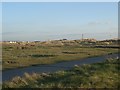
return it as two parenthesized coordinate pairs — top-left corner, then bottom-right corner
(2, 38), (119, 46)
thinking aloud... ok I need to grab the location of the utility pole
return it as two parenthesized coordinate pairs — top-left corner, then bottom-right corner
(82, 34), (84, 40)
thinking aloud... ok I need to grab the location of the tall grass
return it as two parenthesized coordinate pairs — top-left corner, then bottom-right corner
(3, 58), (119, 88)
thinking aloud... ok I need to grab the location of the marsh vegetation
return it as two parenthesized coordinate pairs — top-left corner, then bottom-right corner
(2, 40), (119, 89)
(2, 42), (118, 70)
(3, 58), (119, 88)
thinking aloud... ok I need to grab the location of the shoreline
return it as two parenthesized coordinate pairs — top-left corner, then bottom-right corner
(2, 53), (119, 82)
(2, 52), (117, 71)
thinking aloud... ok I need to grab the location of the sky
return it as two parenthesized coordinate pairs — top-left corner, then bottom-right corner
(0, 2), (2, 41)
(2, 2), (118, 41)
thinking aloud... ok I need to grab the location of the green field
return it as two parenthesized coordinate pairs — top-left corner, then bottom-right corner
(2, 43), (118, 70)
(3, 58), (119, 88)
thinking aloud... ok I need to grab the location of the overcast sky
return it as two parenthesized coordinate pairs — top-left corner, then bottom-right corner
(2, 2), (118, 41)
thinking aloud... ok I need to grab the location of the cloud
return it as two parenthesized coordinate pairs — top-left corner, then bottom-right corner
(87, 21), (112, 26)
(2, 32), (15, 35)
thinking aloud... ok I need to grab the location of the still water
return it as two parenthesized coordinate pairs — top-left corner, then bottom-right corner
(2, 53), (119, 82)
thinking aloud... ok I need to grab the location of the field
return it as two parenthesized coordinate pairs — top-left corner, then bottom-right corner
(2, 58), (119, 88)
(2, 42), (118, 70)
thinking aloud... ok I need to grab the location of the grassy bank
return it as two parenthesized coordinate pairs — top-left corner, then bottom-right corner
(2, 44), (118, 70)
(2, 58), (119, 88)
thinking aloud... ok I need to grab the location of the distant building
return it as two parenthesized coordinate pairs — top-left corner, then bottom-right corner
(81, 38), (97, 42)
(9, 41), (17, 44)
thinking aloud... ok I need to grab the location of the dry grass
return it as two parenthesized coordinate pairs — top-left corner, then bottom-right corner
(2, 43), (118, 70)
(3, 58), (119, 88)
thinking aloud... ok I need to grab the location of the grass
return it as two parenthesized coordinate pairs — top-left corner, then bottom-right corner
(2, 58), (119, 88)
(2, 43), (118, 70)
